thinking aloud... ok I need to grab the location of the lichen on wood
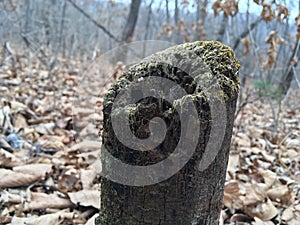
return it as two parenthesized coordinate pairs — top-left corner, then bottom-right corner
(97, 41), (240, 225)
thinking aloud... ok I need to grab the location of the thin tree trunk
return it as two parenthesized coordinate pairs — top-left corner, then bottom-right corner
(279, 1), (300, 96)
(121, 0), (142, 43)
(166, 0), (170, 24)
(216, 14), (228, 42)
(48, 0), (66, 71)
(174, 0), (180, 43)
(96, 41), (240, 225)
(279, 39), (299, 96)
(142, 0), (154, 56)
(193, 0), (208, 41)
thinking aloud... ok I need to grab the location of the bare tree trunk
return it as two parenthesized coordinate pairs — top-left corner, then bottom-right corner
(193, 0), (208, 41)
(279, 2), (300, 96)
(49, 0), (67, 71)
(96, 41), (240, 225)
(142, 0), (154, 56)
(114, 0), (142, 62)
(121, 0), (142, 43)
(166, 0), (170, 24)
(279, 39), (299, 96)
(216, 14), (228, 42)
(174, 0), (180, 43)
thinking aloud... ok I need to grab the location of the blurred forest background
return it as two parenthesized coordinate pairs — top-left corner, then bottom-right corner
(1, 0), (300, 93)
(0, 0), (299, 225)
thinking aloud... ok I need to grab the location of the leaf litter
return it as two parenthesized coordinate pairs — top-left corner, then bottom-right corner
(0, 55), (299, 225)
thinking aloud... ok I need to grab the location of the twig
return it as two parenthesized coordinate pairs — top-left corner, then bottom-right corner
(66, 0), (120, 43)
(233, 17), (262, 51)
(20, 32), (49, 67)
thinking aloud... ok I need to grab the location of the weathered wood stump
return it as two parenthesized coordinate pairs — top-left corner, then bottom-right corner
(97, 41), (240, 225)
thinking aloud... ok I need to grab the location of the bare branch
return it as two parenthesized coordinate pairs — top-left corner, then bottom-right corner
(233, 17), (262, 51)
(66, 0), (120, 43)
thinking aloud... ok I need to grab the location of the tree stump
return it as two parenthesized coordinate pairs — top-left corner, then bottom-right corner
(97, 41), (240, 225)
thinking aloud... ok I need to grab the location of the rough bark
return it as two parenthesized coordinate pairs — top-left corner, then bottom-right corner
(97, 41), (240, 225)
(121, 0), (142, 43)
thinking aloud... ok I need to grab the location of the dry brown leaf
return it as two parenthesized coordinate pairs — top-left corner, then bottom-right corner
(0, 148), (23, 167)
(212, 0), (222, 17)
(10, 216), (39, 225)
(25, 211), (74, 225)
(78, 150), (99, 166)
(80, 168), (97, 190)
(243, 183), (268, 205)
(26, 192), (73, 210)
(223, 180), (243, 210)
(0, 169), (40, 188)
(276, 4), (289, 23)
(260, 151), (276, 163)
(21, 127), (39, 142)
(41, 140), (65, 151)
(267, 185), (291, 205)
(282, 206), (294, 221)
(91, 158), (102, 174)
(0, 190), (22, 204)
(69, 140), (101, 152)
(58, 167), (82, 192)
(227, 153), (240, 174)
(252, 216), (274, 225)
(212, 0), (238, 17)
(79, 123), (99, 139)
(28, 116), (53, 125)
(241, 37), (251, 56)
(34, 122), (55, 135)
(230, 213), (251, 223)
(235, 133), (251, 147)
(14, 113), (28, 129)
(13, 163), (52, 178)
(260, 170), (277, 188)
(222, 0), (239, 17)
(68, 190), (100, 208)
(9, 100), (27, 114)
(245, 198), (278, 220)
(263, 31), (284, 69)
(261, 2), (275, 22)
(284, 138), (300, 149)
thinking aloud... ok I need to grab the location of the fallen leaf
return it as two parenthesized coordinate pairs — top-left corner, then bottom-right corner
(0, 148), (23, 167)
(13, 163), (52, 178)
(26, 192), (73, 210)
(245, 198), (278, 220)
(69, 140), (101, 152)
(0, 169), (40, 188)
(68, 190), (100, 208)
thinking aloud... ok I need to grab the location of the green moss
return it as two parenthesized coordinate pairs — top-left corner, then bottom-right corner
(102, 41), (240, 166)
(104, 41), (240, 106)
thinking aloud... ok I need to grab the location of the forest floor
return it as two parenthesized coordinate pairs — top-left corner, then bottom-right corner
(0, 56), (299, 225)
